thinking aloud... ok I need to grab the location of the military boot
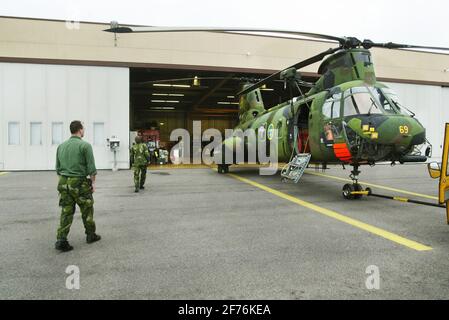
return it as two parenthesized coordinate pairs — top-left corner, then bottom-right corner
(55, 240), (74, 252)
(86, 233), (101, 244)
(139, 185), (145, 190)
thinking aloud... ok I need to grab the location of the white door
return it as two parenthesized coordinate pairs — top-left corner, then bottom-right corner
(0, 62), (130, 170)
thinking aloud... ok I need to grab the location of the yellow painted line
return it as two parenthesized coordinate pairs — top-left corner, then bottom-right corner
(227, 173), (432, 251)
(148, 164), (211, 170)
(0, 172), (8, 176)
(305, 171), (438, 201)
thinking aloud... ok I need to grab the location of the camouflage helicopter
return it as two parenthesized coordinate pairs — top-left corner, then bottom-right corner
(105, 26), (449, 199)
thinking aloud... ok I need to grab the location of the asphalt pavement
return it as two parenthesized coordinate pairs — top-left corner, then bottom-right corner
(1, 164), (448, 299)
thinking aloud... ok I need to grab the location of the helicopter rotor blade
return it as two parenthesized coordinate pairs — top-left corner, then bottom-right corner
(104, 26), (344, 43)
(135, 76), (260, 86)
(362, 40), (449, 52)
(104, 25), (449, 53)
(236, 47), (340, 96)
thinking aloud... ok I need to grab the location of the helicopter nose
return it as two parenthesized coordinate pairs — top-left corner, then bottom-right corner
(351, 115), (424, 146)
(380, 116), (425, 147)
(345, 115), (426, 162)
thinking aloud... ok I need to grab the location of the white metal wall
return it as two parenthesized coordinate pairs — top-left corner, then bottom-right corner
(0, 63), (129, 171)
(384, 82), (449, 160)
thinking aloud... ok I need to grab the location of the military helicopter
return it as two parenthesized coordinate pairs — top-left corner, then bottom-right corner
(105, 26), (449, 199)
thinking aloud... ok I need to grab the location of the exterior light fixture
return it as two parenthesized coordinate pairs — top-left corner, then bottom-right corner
(153, 84), (171, 87)
(151, 100), (180, 103)
(152, 93), (185, 97)
(218, 102), (239, 105)
(153, 84), (190, 88)
(193, 76), (200, 86)
(149, 106), (175, 110)
(260, 84), (274, 91)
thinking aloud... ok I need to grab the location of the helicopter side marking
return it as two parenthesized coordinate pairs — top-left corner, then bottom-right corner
(333, 143), (352, 162)
(227, 173), (432, 251)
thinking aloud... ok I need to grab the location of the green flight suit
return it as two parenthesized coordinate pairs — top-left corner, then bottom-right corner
(55, 136), (97, 240)
(130, 142), (150, 189)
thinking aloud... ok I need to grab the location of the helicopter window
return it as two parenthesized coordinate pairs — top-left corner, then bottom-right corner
(276, 121), (283, 139)
(343, 87), (383, 116)
(258, 124), (266, 141)
(380, 88), (412, 116)
(332, 101), (341, 118)
(322, 101), (332, 119)
(343, 96), (358, 116)
(352, 52), (372, 65)
(322, 97), (341, 119)
(368, 87), (397, 114)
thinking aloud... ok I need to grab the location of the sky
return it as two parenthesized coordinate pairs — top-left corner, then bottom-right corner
(1, 0), (449, 49)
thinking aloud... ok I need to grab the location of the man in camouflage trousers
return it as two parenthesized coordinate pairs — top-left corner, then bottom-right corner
(130, 136), (150, 193)
(55, 120), (101, 252)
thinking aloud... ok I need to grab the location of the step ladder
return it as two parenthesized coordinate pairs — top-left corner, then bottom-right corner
(281, 153), (311, 183)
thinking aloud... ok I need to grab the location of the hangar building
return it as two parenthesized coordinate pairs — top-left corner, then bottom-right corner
(0, 16), (449, 170)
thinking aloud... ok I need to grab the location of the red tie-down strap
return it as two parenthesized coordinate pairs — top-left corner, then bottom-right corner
(333, 143), (352, 162)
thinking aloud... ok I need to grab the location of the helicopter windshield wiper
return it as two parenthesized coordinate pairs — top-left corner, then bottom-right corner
(394, 100), (416, 117)
(367, 98), (379, 115)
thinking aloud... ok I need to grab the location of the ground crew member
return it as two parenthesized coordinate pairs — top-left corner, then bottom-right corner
(130, 136), (150, 192)
(55, 120), (101, 252)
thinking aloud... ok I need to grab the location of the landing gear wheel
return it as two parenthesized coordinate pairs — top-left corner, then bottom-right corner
(342, 183), (355, 200)
(353, 183), (363, 199)
(217, 164), (229, 174)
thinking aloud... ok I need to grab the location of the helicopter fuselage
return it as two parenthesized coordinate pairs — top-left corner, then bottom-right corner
(220, 48), (428, 167)
(224, 79), (427, 166)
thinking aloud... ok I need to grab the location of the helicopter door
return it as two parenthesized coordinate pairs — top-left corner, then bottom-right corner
(320, 94), (343, 151)
(296, 105), (310, 153)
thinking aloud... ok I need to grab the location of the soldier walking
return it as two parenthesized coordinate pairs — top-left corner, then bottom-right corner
(130, 136), (150, 192)
(55, 120), (101, 252)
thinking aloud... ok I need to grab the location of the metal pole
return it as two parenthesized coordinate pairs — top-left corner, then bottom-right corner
(369, 192), (446, 208)
(113, 149), (118, 172)
(446, 200), (449, 224)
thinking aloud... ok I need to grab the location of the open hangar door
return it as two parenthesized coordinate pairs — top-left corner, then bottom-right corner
(129, 67), (317, 164)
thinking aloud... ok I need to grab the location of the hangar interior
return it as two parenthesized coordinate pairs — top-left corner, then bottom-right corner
(129, 67), (316, 149)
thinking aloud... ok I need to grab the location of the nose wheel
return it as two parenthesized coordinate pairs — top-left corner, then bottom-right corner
(342, 165), (368, 200)
(217, 164), (229, 174)
(342, 183), (363, 200)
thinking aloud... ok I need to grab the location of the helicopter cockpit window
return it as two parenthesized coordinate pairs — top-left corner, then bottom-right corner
(367, 87), (398, 114)
(322, 93), (341, 119)
(343, 87), (383, 116)
(380, 88), (411, 116)
(352, 52), (371, 65)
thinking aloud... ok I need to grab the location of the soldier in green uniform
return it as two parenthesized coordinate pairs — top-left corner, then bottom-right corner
(55, 120), (101, 252)
(130, 136), (150, 193)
